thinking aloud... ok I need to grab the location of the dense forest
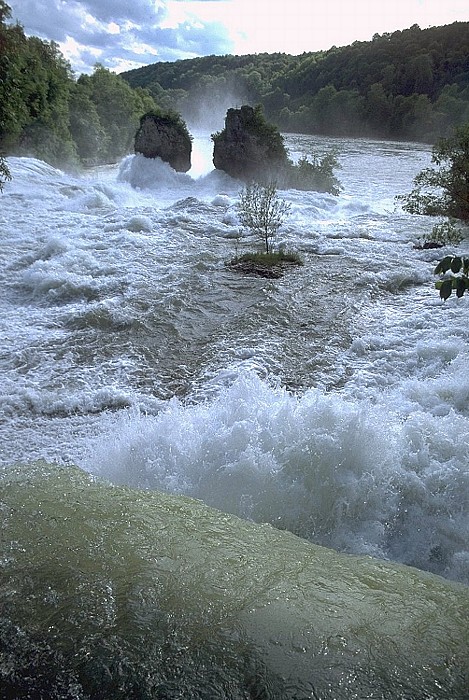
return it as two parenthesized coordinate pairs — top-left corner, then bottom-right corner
(122, 22), (469, 142)
(1, 0), (468, 172)
(0, 1), (158, 168)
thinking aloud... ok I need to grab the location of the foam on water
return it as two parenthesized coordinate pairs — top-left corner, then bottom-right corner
(1, 136), (468, 592)
(84, 369), (469, 583)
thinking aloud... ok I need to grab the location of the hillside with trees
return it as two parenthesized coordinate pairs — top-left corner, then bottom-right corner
(122, 22), (469, 142)
(0, 1), (158, 168)
(1, 0), (468, 173)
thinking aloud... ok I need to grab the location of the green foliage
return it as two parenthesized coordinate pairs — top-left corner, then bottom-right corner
(122, 22), (469, 142)
(434, 255), (469, 300)
(417, 219), (464, 248)
(247, 104), (287, 160)
(77, 65), (158, 163)
(0, 13), (77, 166)
(286, 152), (342, 194)
(234, 250), (303, 267)
(138, 107), (192, 142)
(3, 2), (469, 170)
(68, 82), (105, 165)
(0, 1), (11, 22)
(238, 182), (291, 254)
(0, 6), (160, 168)
(399, 122), (469, 221)
(0, 153), (11, 190)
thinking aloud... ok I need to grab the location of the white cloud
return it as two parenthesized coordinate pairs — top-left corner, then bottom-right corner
(188, 0), (469, 55)
(8, 0), (469, 75)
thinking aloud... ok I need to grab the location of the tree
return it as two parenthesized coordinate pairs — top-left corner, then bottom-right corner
(399, 122), (469, 221)
(286, 151), (342, 194)
(400, 123), (469, 301)
(0, 153), (10, 190)
(82, 65), (158, 163)
(238, 181), (291, 254)
(0, 5), (30, 149)
(0, 8), (77, 166)
(68, 82), (106, 165)
(121, 22), (469, 143)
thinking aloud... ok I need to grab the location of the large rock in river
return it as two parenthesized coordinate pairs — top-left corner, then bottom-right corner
(134, 111), (192, 172)
(212, 104), (288, 181)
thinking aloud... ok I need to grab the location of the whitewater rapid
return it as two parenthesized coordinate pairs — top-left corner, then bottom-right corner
(1, 134), (468, 585)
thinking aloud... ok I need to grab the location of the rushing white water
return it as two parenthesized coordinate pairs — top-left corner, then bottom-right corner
(1, 134), (468, 588)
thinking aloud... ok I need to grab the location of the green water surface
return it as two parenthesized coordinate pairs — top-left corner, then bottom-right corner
(1, 462), (468, 699)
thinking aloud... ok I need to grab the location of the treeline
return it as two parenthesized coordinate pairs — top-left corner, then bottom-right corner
(1, 0), (468, 173)
(122, 22), (469, 142)
(0, 2), (157, 167)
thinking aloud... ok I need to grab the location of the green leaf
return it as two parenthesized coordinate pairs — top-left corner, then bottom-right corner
(450, 256), (462, 273)
(434, 256), (453, 274)
(455, 277), (466, 298)
(439, 279), (453, 300)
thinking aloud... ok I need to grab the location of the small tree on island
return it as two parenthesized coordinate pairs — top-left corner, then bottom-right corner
(238, 181), (291, 254)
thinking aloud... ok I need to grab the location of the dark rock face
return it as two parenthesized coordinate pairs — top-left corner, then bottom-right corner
(212, 105), (287, 181)
(134, 113), (192, 172)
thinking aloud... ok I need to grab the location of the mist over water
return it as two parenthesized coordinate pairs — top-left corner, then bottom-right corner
(183, 86), (251, 133)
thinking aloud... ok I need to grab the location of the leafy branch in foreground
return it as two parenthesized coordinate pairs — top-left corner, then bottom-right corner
(399, 122), (469, 301)
(434, 255), (469, 300)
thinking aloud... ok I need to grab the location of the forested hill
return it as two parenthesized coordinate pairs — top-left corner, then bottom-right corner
(121, 22), (469, 142)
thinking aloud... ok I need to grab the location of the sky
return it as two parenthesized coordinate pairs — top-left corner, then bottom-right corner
(8, 0), (469, 76)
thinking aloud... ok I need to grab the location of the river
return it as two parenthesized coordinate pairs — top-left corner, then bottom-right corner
(1, 134), (468, 698)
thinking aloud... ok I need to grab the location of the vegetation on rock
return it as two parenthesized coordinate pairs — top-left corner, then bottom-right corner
(227, 251), (303, 279)
(213, 105), (341, 192)
(212, 105), (288, 180)
(230, 180), (303, 278)
(135, 109), (192, 171)
(237, 181), (291, 254)
(138, 108), (192, 141)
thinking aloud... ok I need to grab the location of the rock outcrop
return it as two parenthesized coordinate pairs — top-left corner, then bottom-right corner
(134, 112), (192, 172)
(212, 105), (288, 181)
